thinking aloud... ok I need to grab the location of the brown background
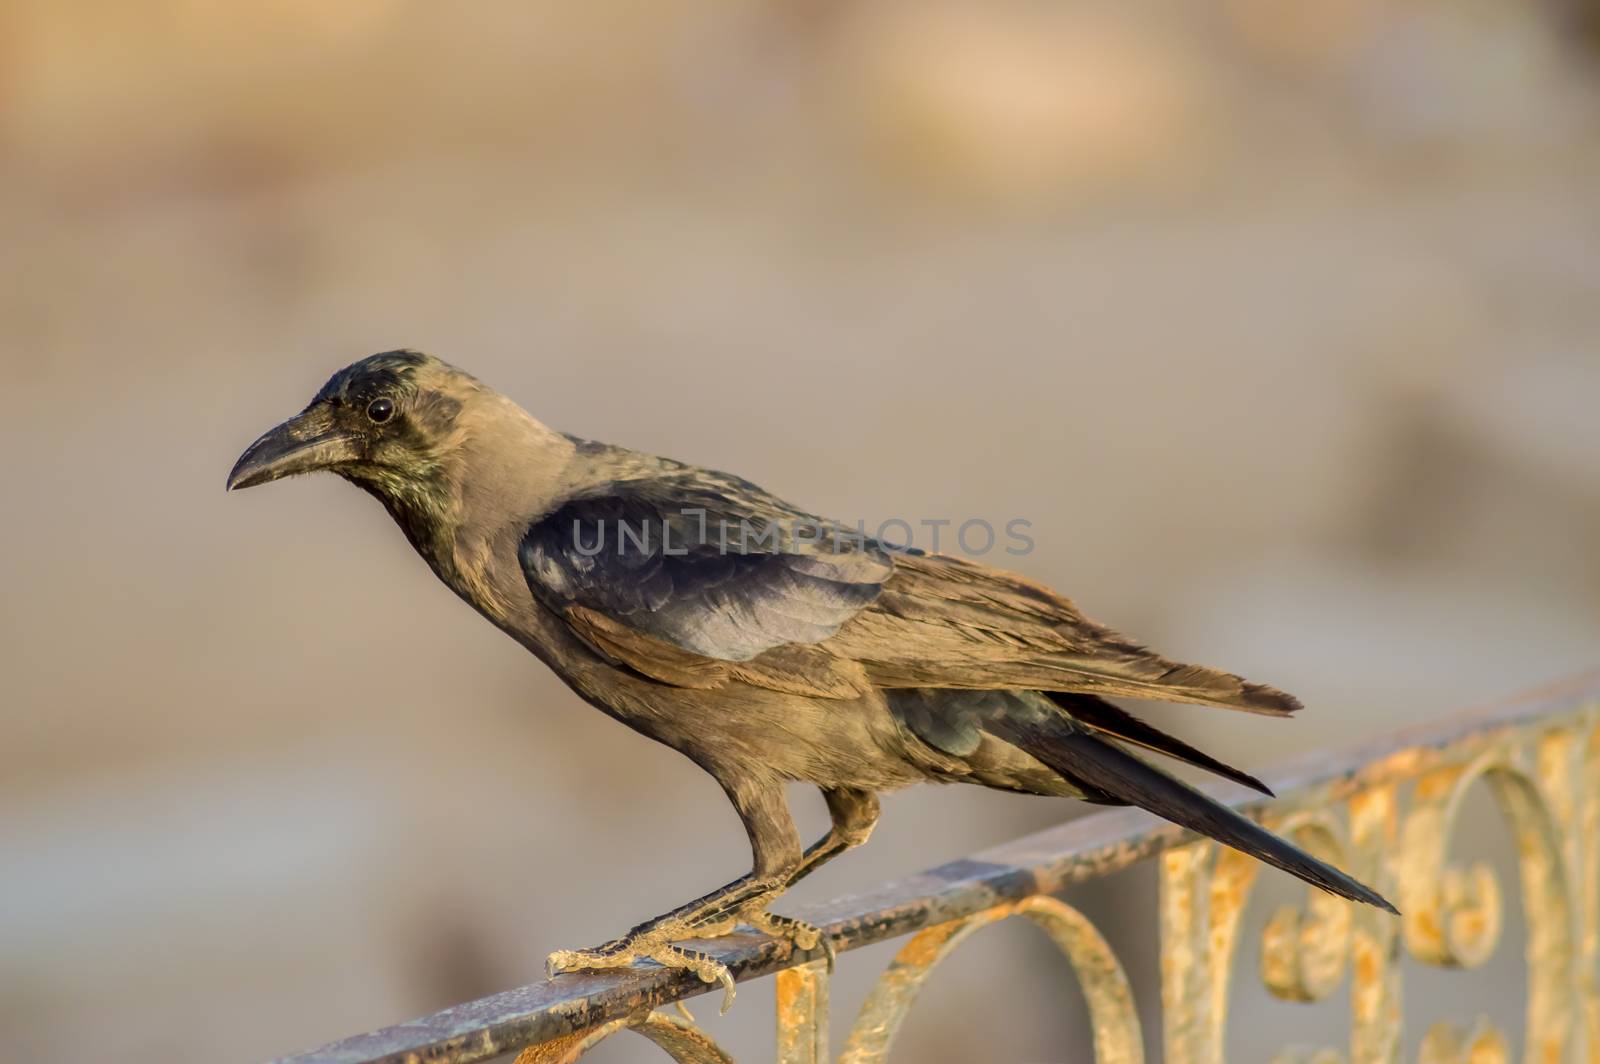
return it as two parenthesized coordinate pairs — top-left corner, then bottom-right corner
(2, 1), (1598, 1060)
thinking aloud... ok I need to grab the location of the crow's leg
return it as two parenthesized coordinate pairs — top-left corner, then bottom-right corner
(696, 787), (881, 972)
(545, 775), (803, 1011)
(793, 787), (881, 886)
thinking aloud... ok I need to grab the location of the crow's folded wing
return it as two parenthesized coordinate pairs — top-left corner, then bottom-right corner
(521, 474), (1297, 715)
(827, 553), (1302, 715)
(519, 477), (890, 695)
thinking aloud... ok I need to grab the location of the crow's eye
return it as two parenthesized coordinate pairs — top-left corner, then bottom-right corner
(366, 397), (395, 424)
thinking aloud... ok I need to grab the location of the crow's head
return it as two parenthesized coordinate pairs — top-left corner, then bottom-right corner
(226, 350), (478, 496)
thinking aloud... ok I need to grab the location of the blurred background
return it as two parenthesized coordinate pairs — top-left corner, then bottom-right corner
(3, 0), (1599, 1060)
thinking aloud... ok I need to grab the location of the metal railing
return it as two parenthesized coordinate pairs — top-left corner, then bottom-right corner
(270, 672), (1600, 1064)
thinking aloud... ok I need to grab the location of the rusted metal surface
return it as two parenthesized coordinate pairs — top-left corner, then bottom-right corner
(1159, 677), (1599, 1064)
(837, 894), (1141, 1064)
(268, 670), (1600, 1064)
(774, 961), (829, 1064)
(512, 1010), (738, 1064)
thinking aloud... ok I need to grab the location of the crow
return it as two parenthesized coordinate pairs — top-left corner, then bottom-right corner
(228, 350), (1393, 1008)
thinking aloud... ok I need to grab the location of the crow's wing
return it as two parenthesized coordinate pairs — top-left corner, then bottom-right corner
(828, 553), (1301, 715)
(519, 473), (890, 694)
(522, 469), (1297, 715)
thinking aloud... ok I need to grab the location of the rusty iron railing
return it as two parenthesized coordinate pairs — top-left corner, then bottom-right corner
(270, 672), (1600, 1064)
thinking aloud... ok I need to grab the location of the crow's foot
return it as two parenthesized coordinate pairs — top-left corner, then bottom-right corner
(545, 875), (809, 1014)
(547, 921), (739, 1013)
(743, 909), (835, 971)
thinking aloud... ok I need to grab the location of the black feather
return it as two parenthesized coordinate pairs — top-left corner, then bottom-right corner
(520, 480), (892, 661)
(995, 720), (1396, 913)
(1048, 692), (1274, 797)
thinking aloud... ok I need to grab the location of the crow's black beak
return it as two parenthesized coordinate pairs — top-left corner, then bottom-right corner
(227, 406), (360, 490)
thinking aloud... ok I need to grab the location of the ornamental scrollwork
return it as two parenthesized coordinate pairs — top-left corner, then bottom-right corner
(514, 1008), (738, 1064)
(836, 894), (1143, 1064)
(1162, 709), (1595, 1064)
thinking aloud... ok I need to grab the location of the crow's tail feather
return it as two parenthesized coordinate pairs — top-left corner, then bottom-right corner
(1048, 692), (1275, 798)
(998, 720), (1396, 913)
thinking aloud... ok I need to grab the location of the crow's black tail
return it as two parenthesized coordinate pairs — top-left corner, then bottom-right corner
(996, 720), (1397, 913)
(1048, 692), (1275, 798)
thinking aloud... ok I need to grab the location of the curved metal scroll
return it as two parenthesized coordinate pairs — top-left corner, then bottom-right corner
(1186, 811), (1356, 1064)
(838, 894), (1143, 1064)
(514, 1009), (738, 1064)
(1397, 752), (1575, 1060)
(1161, 711), (1597, 1064)
(1416, 1019), (1509, 1064)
